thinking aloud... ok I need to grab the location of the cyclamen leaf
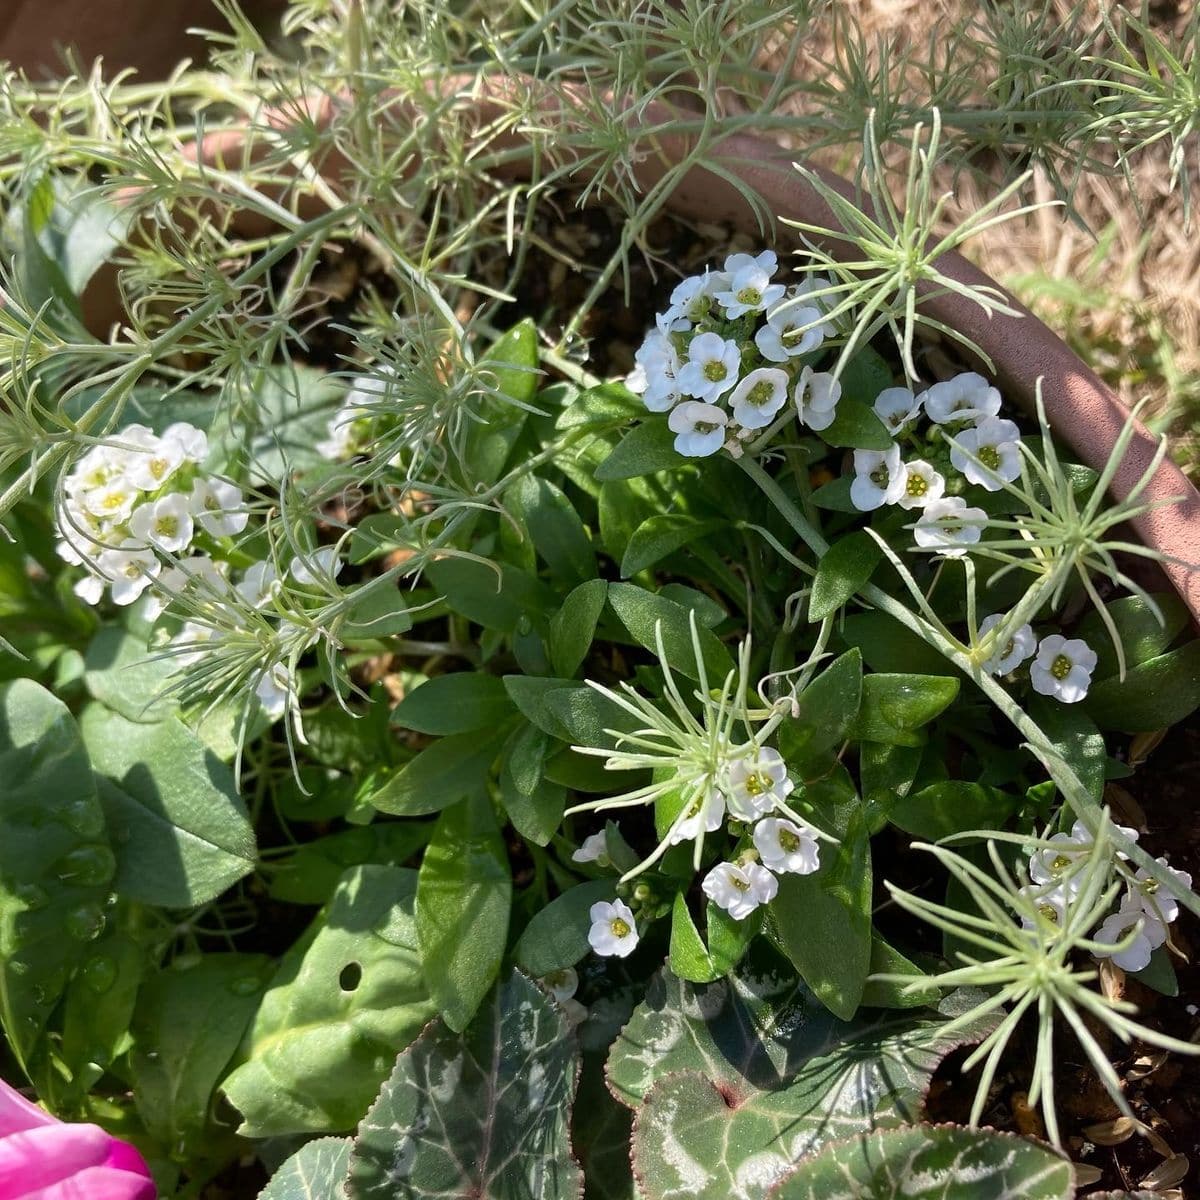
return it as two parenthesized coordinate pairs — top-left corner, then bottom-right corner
(609, 957), (998, 1200)
(222, 866), (435, 1136)
(0, 681), (113, 1067)
(258, 1137), (352, 1200)
(346, 970), (583, 1200)
(767, 1124), (1075, 1200)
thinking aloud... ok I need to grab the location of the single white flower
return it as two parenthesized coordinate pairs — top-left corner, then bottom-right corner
(236, 561), (281, 608)
(913, 497), (986, 557)
(291, 546), (343, 586)
(1029, 819), (1140, 898)
(920, 372), (1002, 425)
(1017, 882), (1070, 934)
(145, 555), (225, 620)
(714, 262), (785, 319)
(676, 333), (741, 403)
(587, 900), (639, 957)
(128, 493), (195, 554)
(190, 477), (249, 538)
(668, 401), (728, 458)
(73, 574), (106, 605)
(1130, 858), (1192, 926)
(541, 967), (579, 1004)
(1030, 634), (1097, 704)
(753, 817), (820, 875)
(850, 443), (906, 511)
(122, 428), (187, 492)
(65, 443), (122, 496)
(873, 387), (921, 436)
(754, 301), (828, 362)
(161, 421), (208, 465)
(173, 620), (218, 667)
(572, 832), (610, 865)
(54, 499), (104, 565)
(315, 403), (367, 461)
(977, 613), (1037, 675)
(794, 366), (842, 432)
(1094, 902), (1166, 973)
(658, 270), (726, 332)
(725, 746), (793, 821)
(729, 367), (790, 430)
(897, 459), (945, 511)
(629, 330), (682, 412)
(949, 416), (1022, 491)
(702, 861), (778, 920)
(723, 249), (777, 276)
(81, 479), (139, 523)
(95, 540), (161, 606)
(255, 661), (293, 720)
(667, 786), (725, 845)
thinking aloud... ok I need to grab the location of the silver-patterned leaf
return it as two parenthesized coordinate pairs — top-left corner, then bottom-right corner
(767, 1124), (1075, 1200)
(347, 970), (583, 1200)
(612, 955), (998, 1200)
(258, 1136), (352, 1199)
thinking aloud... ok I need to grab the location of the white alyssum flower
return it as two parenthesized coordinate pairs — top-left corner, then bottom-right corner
(676, 333), (741, 403)
(95, 540), (161, 606)
(162, 421), (208, 464)
(1017, 882), (1070, 934)
(172, 620), (219, 668)
(949, 416), (1022, 491)
(190, 478), (249, 538)
(897, 459), (945, 511)
(667, 786), (725, 845)
(81, 478), (139, 523)
(977, 613), (1037, 676)
(724, 746), (793, 821)
(873, 386), (921, 435)
(236, 561), (281, 608)
(658, 270), (726, 331)
(755, 300), (829, 362)
(588, 900), (639, 957)
(913, 497), (987, 557)
(54, 499), (105, 565)
(628, 329), (682, 412)
(729, 367), (790, 430)
(121, 424), (189, 491)
(128, 493), (195, 554)
(702, 861), (778, 920)
(1030, 634), (1097, 704)
(850, 443), (906, 511)
(315, 372), (391, 460)
(144, 555), (226, 620)
(668, 401), (728, 458)
(73, 574), (106, 605)
(920, 372), (1002, 425)
(1028, 819), (1140, 898)
(794, 367), (842, 432)
(255, 661), (294, 720)
(724, 249), (777, 277)
(572, 832), (610, 865)
(1094, 902), (1166, 973)
(291, 546), (343, 586)
(1130, 858), (1192, 926)
(753, 817), (820, 876)
(714, 260), (785, 319)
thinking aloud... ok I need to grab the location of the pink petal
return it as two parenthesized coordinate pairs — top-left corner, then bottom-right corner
(0, 1083), (56, 1135)
(0, 1124), (114, 1193)
(19, 1163), (157, 1200)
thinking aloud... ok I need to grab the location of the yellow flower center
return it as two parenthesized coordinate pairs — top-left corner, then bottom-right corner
(746, 381), (774, 407)
(743, 770), (769, 797)
(155, 515), (179, 538)
(777, 828), (801, 853)
(870, 465), (890, 487)
(730, 875), (750, 892)
(1050, 654), (1073, 680)
(703, 361), (728, 383)
(978, 445), (1001, 470)
(1051, 853), (1072, 872)
(906, 473), (928, 498)
(1038, 903), (1060, 923)
(610, 918), (631, 938)
(736, 287), (761, 306)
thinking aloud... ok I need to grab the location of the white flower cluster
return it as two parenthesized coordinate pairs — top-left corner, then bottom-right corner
(581, 746), (821, 957)
(55, 422), (246, 608)
(627, 251), (842, 458)
(975, 618), (1098, 703)
(316, 373), (390, 461)
(852, 372), (1022, 558)
(1020, 821), (1192, 973)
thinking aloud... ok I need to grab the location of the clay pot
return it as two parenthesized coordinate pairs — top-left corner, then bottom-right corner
(120, 77), (1200, 619)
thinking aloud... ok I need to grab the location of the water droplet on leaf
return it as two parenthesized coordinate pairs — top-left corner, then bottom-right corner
(65, 903), (106, 941)
(54, 845), (116, 887)
(82, 954), (118, 994)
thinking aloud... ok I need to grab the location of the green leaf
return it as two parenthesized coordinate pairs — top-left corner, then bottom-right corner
(839, 345), (895, 406)
(366, 728), (506, 816)
(668, 892), (721, 984)
(544, 684), (643, 748)
(499, 724), (565, 845)
(1083, 641), (1200, 732)
(391, 673), (515, 734)
(0, 680), (113, 1065)
(258, 1138), (352, 1200)
(131, 954), (271, 1152)
(888, 781), (1021, 841)
(79, 706), (256, 908)
(819, 399), (893, 450)
(595, 420), (681, 480)
(859, 933), (940, 1009)
(608, 581), (733, 683)
(769, 1124), (1074, 1200)
(347, 971), (582, 1200)
(82, 624), (175, 722)
(502, 675), (579, 740)
(1075, 592), (1188, 681)
(341, 583), (413, 638)
(621, 514), (722, 577)
(556, 381), (642, 431)
(1029, 697), (1105, 801)
(841, 611), (958, 676)
(810, 533), (882, 620)
(507, 475), (597, 584)
(514, 879), (615, 976)
(769, 804), (872, 1019)
(416, 793), (512, 1032)
(778, 649), (863, 768)
(549, 579), (608, 678)
(810, 476), (858, 513)
(223, 866), (435, 1136)
(609, 958), (999, 1200)
(425, 557), (554, 632)
(462, 320), (539, 485)
(849, 674), (960, 746)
